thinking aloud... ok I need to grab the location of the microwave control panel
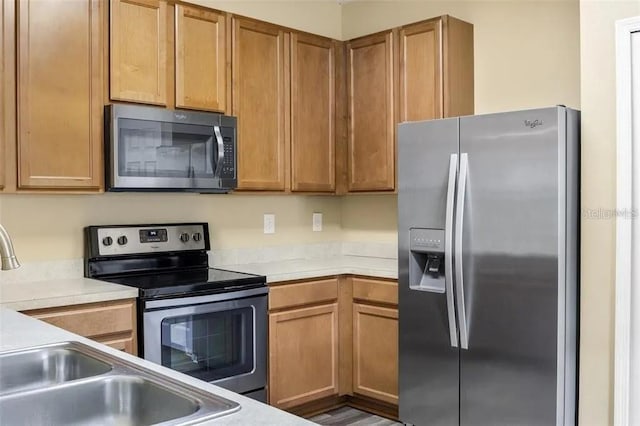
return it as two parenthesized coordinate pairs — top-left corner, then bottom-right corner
(220, 128), (235, 179)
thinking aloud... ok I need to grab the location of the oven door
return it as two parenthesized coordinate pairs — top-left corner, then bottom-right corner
(142, 287), (267, 395)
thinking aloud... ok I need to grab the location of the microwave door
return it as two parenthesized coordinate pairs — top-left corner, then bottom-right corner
(112, 119), (219, 190)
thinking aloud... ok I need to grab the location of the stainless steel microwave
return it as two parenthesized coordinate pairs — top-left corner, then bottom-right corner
(105, 104), (237, 192)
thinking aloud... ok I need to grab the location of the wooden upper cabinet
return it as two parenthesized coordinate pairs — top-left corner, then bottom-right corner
(347, 31), (396, 192)
(17, 0), (103, 189)
(110, 0), (167, 105)
(0, 0), (6, 190)
(399, 19), (442, 121)
(290, 33), (335, 192)
(232, 18), (288, 191)
(399, 16), (474, 121)
(175, 5), (226, 112)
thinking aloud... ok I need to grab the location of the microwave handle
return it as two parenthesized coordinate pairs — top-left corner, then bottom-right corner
(213, 126), (225, 178)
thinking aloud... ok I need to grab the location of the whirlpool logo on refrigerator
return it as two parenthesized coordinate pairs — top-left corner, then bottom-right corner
(524, 119), (544, 128)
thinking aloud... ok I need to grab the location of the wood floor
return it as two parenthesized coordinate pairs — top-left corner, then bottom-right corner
(309, 406), (401, 426)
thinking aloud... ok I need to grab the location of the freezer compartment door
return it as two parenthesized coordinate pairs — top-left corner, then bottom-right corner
(398, 117), (460, 426)
(458, 107), (566, 426)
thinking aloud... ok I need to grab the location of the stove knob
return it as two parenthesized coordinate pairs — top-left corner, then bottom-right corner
(180, 233), (190, 243)
(117, 236), (128, 245)
(192, 232), (202, 242)
(102, 236), (113, 246)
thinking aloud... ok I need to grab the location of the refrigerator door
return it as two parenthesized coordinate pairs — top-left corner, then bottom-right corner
(457, 107), (569, 425)
(398, 118), (460, 426)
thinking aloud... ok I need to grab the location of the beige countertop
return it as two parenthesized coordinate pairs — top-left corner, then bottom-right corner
(0, 308), (312, 425)
(218, 256), (398, 283)
(0, 255), (397, 311)
(0, 278), (138, 311)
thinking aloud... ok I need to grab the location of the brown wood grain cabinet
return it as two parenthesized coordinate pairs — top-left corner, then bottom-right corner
(17, 0), (104, 189)
(0, 0), (8, 191)
(350, 277), (399, 406)
(269, 303), (339, 409)
(290, 33), (336, 192)
(352, 303), (399, 405)
(346, 31), (396, 192)
(399, 16), (474, 122)
(268, 276), (398, 412)
(345, 15), (473, 193)
(110, 0), (168, 105)
(175, 5), (227, 112)
(23, 299), (138, 355)
(232, 18), (288, 190)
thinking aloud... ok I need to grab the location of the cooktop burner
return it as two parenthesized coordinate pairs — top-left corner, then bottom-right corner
(102, 267), (266, 299)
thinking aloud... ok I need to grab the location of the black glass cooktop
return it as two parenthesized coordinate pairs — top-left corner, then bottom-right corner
(103, 267), (266, 299)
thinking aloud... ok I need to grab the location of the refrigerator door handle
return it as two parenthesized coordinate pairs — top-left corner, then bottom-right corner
(445, 153), (459, 348)
(455, 153), (470, 350)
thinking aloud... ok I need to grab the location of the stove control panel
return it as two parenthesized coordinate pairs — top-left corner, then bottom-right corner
(89, 223), (209, 257)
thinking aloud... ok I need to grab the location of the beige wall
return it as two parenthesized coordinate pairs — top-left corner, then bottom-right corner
(0, 1), (346, 263)
(340, 0), (581, 244)
(186, 0), (342, 39)
(579, 1), (640, 425)
(1, 2), (632, 423)
(0, 194), (341, 261)
(342, 0), (581, 114)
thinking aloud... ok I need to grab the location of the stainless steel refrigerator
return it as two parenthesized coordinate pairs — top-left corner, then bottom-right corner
(397, 106), (579, 426)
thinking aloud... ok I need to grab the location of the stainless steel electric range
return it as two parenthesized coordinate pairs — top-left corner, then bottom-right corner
(84, 223), (267, 402)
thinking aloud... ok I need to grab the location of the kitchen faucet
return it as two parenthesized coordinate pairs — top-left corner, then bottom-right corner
(0, 223), (20, 270)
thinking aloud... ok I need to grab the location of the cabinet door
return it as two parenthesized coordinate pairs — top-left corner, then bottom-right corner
(399, 19), (443, 122)
(17, 0), (103, 189)
(290, 33), (335, 192)
(232, 18), (288, 190)
(110, 0), (167, 105)
(0, 0), (6, 190)
(347, 31), (395, 192)
(99, 335), (136, 355)
(269, 303), (339, 408)
(175, 5), (226, 112)
(353, 303), (398, 405)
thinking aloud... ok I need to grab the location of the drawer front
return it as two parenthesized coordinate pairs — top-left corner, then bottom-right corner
(98, 335), (136, 355)
(25, 299), (135, 339)
(269, 278), (338, 310)
(352, 277), (398, 305)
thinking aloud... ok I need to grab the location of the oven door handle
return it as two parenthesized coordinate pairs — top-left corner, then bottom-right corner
(144, 286), (268, 310)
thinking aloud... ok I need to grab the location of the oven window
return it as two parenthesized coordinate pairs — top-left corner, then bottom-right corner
(160, 307), (254, 382)
(117, 118), (216, 179)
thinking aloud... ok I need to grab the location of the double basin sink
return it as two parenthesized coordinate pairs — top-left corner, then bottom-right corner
(0, 341), (240, 425)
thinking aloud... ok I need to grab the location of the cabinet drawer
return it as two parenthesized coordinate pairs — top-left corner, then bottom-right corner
(98, 335), (136, 355)
(352, 277), (398, 305)
(24, 299), (135, 339)
(269, 278), (338, 310)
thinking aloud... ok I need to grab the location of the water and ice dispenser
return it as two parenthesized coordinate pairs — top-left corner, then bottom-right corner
(409, 228), (446, 293)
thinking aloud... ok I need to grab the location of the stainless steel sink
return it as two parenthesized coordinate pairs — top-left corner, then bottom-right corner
(0, 342), (240, 425)
(0, 376), (200, 425)
(0, 344), (112, 395)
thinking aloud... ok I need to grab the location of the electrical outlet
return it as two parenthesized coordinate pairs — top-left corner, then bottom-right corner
(263, 214), (275, 234)
(312, 213), (323, 232)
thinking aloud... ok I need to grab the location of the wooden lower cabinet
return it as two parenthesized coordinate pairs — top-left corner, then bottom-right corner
(22, 299), (137, 355)
(268, 276), (398, 413)
(352, 303), (398, 405)
(268, 302), (339, 409)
